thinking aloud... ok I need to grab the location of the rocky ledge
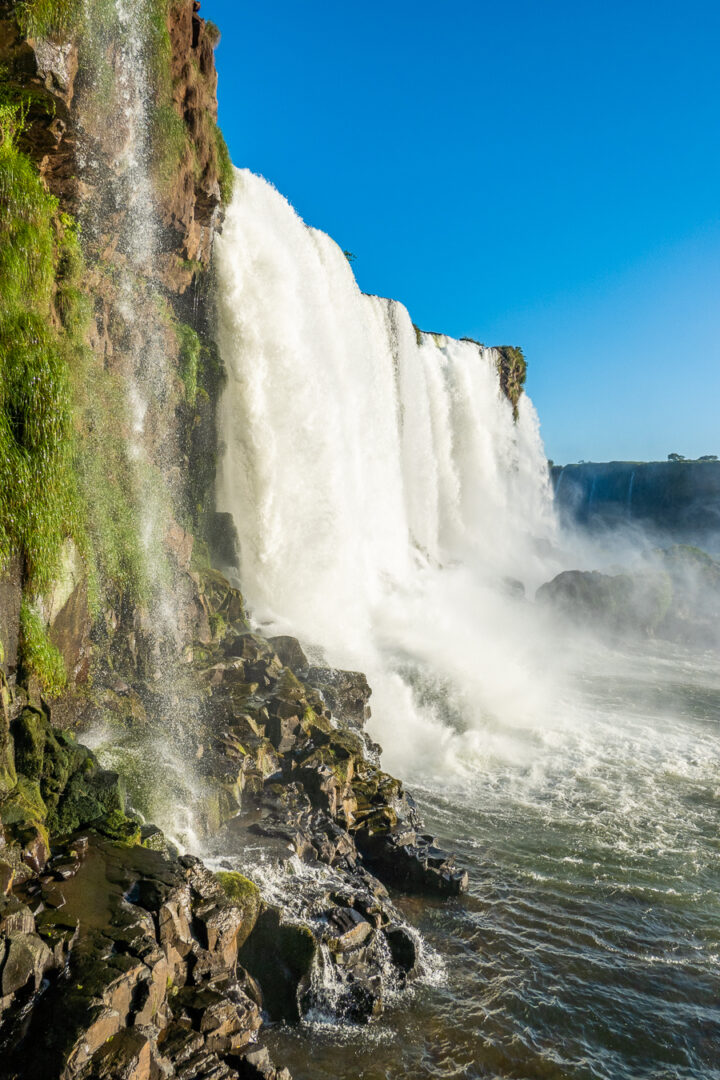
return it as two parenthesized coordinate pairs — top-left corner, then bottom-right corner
(0, 562), (468, 1077)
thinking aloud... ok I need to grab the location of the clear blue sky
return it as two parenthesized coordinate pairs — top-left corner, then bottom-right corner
(202, 0), (720, 465)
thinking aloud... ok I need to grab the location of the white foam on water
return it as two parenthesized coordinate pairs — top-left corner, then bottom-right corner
(215, 169), (563, 781)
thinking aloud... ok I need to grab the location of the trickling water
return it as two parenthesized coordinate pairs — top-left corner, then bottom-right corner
(214, 168), (720, 1077)
(75, 0), (206, 849)
(627, 468), (636, 517)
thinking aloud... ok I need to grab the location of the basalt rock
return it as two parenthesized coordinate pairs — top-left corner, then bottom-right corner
(0, 833), (282, 1080)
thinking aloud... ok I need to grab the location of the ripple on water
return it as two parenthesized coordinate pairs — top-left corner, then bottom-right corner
(264, 645), (720, 1080)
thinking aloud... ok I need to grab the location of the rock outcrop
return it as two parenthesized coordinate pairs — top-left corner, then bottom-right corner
(552, 459), (720, 542)
(537, 545), (720, 646)
(0, 2), (469, 1074)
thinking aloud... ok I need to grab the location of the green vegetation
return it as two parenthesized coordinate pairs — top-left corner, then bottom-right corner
(18, 601), (67, 696)
(495, 345), (527, 421)
(15, 0), (84, 39)
(74, 360), (147, 610)
(0, 90), (145, 613)
(204, 20), (221, 48)
(212, 118), (234, 204)
(0, 101), (81, 594)
(176, 321), (201, 405)
(150, 101), (193, 195)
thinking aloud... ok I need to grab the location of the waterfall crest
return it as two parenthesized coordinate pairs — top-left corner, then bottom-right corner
(216, 169), (559, 776)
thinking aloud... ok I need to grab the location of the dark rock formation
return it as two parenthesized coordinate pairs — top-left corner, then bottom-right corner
(552, 460), (720, 543)
(0, 2), (469, 1072)
(537, 545), (720, 646)
(0, 834), (292, 1080)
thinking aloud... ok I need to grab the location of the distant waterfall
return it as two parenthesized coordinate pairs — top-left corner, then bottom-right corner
(215, 169), (559, 776)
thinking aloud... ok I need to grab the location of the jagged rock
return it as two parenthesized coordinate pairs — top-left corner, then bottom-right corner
(327, 906), (372, 951)
(1, 833), (267, 1078)
(79, 1027), (162, 1080)
(1, 931), (52, 996)
(384, 923), (418, 975)
(305, 666), (372, 728)
(233, 1046), (292, 1080)
(238, 906), (315, 1023)
(267, 636), (308, 671)
(356, 827), (469, 896)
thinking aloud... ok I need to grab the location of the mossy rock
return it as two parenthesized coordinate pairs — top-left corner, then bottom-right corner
(96, 809), (142, 846)
(328, 727), (365, 760)
(215, 871), (261, 946)
(301, 705), (332, 738)
(237, 905), (315, 1022)
(48, 764), (126, 836)
(11, 707), (47, 780)
(0, 776), (48, 840)
(0, 717), (17, 801)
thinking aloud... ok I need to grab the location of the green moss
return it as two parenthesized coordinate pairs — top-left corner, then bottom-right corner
(204, 21), (221, 48)
(215, 870), (261, 944)
(0, 775), (47, 830)
(150, 103), (192, 195)
(0, 113), (83, 593)
(73, 360), (147, 611)
(11, 707), (47, 780)
(176, 321), (201, 405)
(211, 119), (234, 205)
(15, 0), (84, 39)
(18, 602), (67, 697)
(97, 808), (142, 845)
(495, 345), (527, 421)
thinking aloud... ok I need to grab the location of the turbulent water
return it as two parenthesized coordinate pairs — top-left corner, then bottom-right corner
(214, 170), (720, 1078)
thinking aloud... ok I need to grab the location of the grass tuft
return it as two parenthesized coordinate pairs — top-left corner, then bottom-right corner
(19, 600), (67, 696)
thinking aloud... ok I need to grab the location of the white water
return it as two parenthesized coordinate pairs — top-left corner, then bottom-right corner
(76, 0), (206, 850)
(215, 169), (562, 778)
(213, 169), (720, 1078)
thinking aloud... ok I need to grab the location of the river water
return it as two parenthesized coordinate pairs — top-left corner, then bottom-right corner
(265, 640), (720, 1079)
(213, 169), (720, 1079)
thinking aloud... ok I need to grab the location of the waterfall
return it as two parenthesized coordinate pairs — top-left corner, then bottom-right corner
(215, 169), (561, 779)
(75, 0), (206, 848)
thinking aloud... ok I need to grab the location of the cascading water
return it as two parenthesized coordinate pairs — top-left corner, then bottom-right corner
(214, 168), (720, 1079)
(74, 0), (207, 849)
(215, 168), (562, 778)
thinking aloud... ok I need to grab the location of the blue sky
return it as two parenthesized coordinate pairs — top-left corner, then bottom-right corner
(202, 0), (720, 464)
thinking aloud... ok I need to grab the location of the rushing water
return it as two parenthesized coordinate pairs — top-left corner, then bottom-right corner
(214, 170), (720, 1077)
(260, 640), (720, 1079)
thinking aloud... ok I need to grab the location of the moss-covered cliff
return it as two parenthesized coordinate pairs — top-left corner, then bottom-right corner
(0, 6), (469, 1076)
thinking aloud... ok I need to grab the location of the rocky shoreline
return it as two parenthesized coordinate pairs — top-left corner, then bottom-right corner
(0, 557), (468, 1079)
(0, 3), (471, 1075)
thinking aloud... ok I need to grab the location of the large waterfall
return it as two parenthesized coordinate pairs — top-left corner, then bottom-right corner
(214, 172), (720, 1079)
(215, 169), (560, 777)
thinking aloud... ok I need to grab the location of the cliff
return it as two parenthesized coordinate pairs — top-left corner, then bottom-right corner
(0, 3), (469, 1076)
(552, 460), (720, 542)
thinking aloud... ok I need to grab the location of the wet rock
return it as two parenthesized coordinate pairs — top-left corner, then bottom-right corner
(327, 906), (372, 951)
(233, 1045), (293, 1080)
(267, 636), (308, 671)
(0, 832), (270, 1077)
(1, 931), (52, 996)
(384, 923), (418, 975)
(305, 666), (372, 728)
(0, 896), (36, 936)
(238, 906), (315, 1023)
(356, 827), (469, 896)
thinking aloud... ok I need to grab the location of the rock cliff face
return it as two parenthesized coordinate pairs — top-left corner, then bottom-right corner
(552, 460), (720, 543)
(0, 3), (468, 1074)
